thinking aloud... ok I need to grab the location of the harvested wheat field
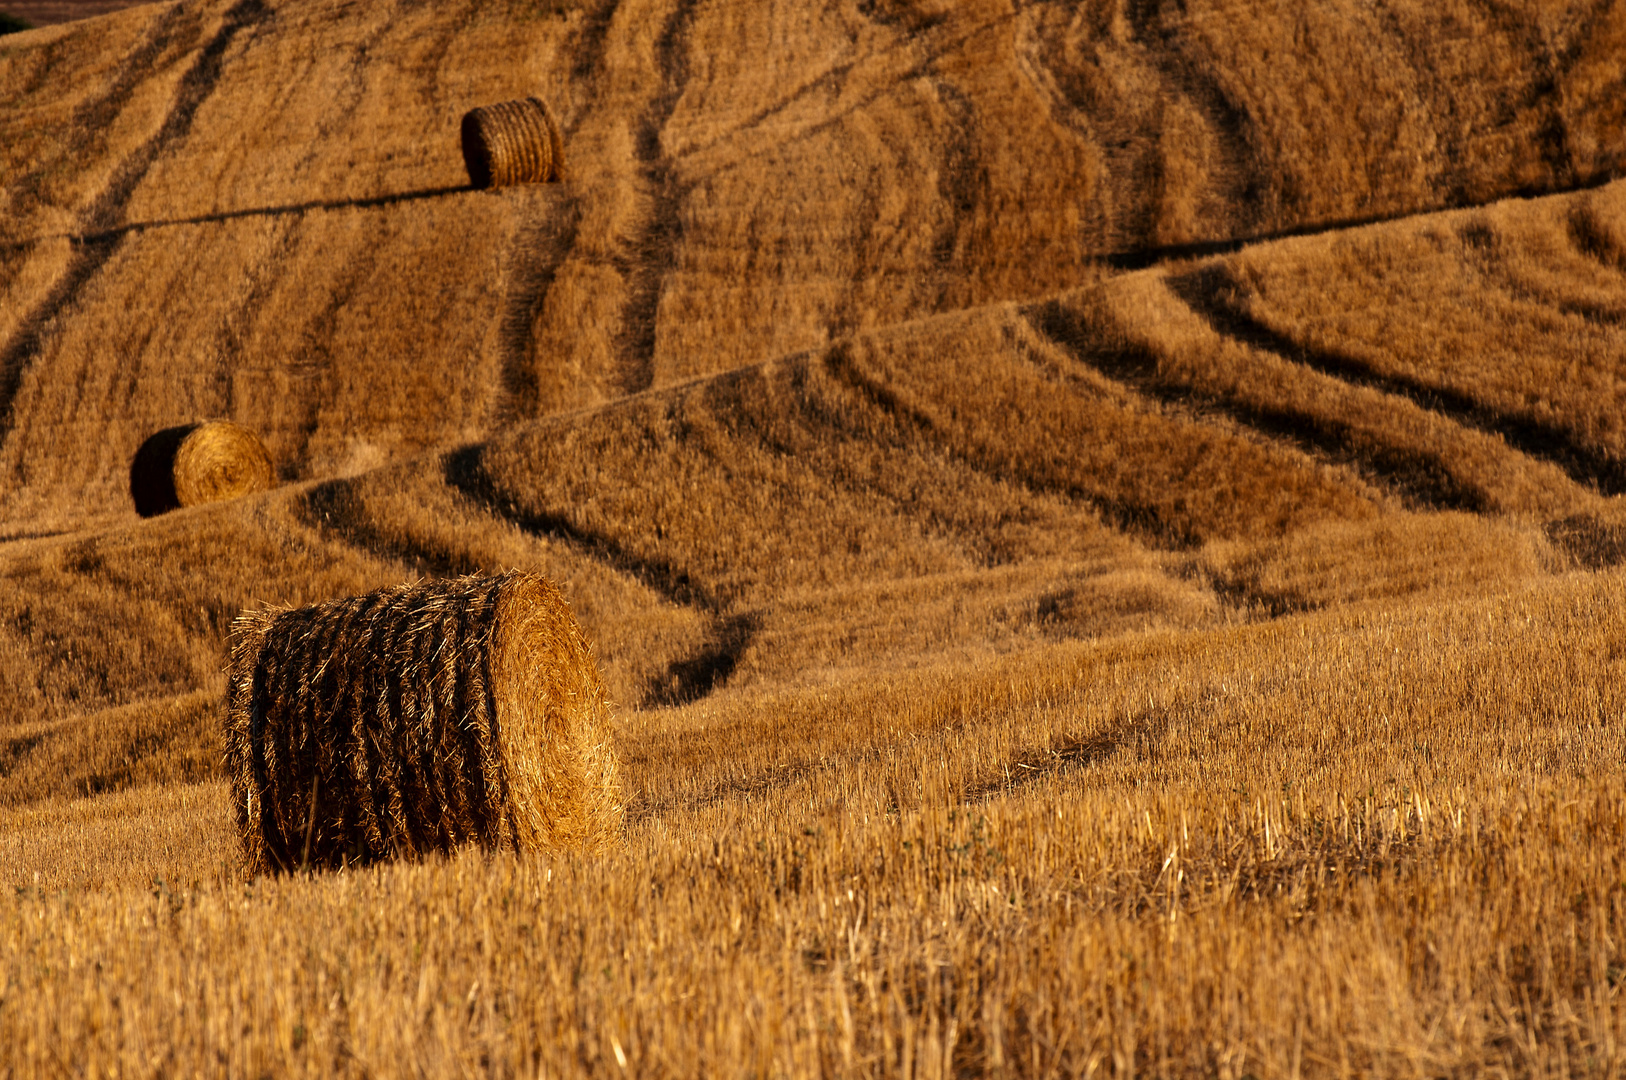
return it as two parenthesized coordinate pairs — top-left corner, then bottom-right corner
(2, 0), (1626, 1074)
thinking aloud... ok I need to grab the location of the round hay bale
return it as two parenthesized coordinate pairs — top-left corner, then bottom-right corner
(224, 572), (621, 875)
(129, 420), (274, 517)
(460, 96), (565, 189)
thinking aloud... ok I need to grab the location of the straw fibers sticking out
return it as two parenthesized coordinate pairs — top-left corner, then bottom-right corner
(129, 420), (274, 517)
(224, 572), (621, 875)
(460, 96), (565, 188)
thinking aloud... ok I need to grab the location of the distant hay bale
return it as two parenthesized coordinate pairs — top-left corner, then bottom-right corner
(129, 420), (274, 517)
(224, 572), (620, 875)
(460, 96), (565, 189)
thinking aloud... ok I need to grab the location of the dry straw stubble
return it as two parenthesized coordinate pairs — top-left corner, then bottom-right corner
(129, 420), (274, 517)
(224, 572), (619, 875)
(460, 96), (565, 189)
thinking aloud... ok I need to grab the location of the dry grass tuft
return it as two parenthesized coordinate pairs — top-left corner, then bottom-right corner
(224, 571), (619, 875)
(129, 420), (274, 517)
(459, 97), (564, 189)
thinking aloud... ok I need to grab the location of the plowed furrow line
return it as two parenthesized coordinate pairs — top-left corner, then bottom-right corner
(0, 0), (272, 449)
(1023, 298), (1486, 514)
(1168, 264), (1626, 497)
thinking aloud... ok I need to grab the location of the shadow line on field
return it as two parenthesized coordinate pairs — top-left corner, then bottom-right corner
(300, 479), (485, 580)
(0, 0), (270, 443)
(624, 709), (1159, 827)
(440, 445), (755, 707)
(301, 460), (758, 709)
(0, 184), (481, 256)
(1097, 169), (1624, 271)
(1024, 299), (1493, 514)
(1167, 263), (1626, 496)
(821, 342), (1200, 550)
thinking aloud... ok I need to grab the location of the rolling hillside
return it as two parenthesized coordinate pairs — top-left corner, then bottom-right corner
(3, 0), (1626, 1074)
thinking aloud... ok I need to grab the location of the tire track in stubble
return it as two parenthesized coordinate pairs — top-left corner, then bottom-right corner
(1023, 294), (1490, 514)
(611, 0), (700, 398)
(302, 439), (759, 708)
(1161, 262), (1626, 497)
(0, 0), (272, 454)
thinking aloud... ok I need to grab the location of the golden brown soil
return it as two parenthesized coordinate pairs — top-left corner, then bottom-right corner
(2, 0), (1626, 1074)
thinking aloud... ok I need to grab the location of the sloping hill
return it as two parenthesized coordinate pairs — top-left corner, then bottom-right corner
(5, 174), (1626, 803)
(5, 3), (1626, 1072)
(2, 0), (1623, 533)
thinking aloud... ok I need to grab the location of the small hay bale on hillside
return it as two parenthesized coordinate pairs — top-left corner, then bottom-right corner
(224, 572), (620, 875)
(461, 96), (565, 188)
(129, 420), (274, 517)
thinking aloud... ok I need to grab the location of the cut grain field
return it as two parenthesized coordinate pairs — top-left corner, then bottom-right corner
(2, 0), (1626, 1075)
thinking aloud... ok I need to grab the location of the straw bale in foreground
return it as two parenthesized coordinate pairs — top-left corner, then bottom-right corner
(224, 572), (620, 874)
(460, 96), (565, 188)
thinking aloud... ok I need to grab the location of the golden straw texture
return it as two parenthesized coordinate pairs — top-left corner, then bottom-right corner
(223, 572), (620, 875)
(460, 96), (565, 189)
(129, 420), (274, 516)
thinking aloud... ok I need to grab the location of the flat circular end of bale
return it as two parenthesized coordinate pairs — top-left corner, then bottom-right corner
(172, 421), (274, 509)
(460, 96), (565, 189)
(491, 574), (621, 854)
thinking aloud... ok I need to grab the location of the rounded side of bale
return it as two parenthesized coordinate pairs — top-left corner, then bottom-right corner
(224, 604), (285, 876)
(460, 96), (564, 189)
(172, 421), (274, 508)
(491, 575), (620, 854)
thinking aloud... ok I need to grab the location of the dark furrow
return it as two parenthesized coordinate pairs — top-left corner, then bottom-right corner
(1456, 216), (1626, 329)
(442, 444), (715, 609)
(924, 76), (979, 309)
(0, 233), (120, 457)
(0, 0), (272, 451)
(283, 235), (384, 479)
(678, 10), (1023, 176)
(820, 341), (1188, 549)
(640, 612), (760, 709)
(625, 702), (1165, 825)
(1568, 200), (1626, 272)
(301, 479), (483, 579)
(1166, 263), (1626, 496)
(857, 0), (948, 36)
(217, 214), (306, 415)
(83, 0), (271, 234)
(1025, 297), (1490, 514)
(714, 362), (1024, 568)
(492, 195), (582, 426)
(402, 0), (481, 106)
(612, 0), (698, 397)
(1020, 3), (1196, 250)
(1124, 0), (1268, 239)
(1101, 170), (1626, 271)
(1479, 2), (1575, 190)
(5, 3), (197, 229)
(569, 0), (620, 87)
(1546, 513), (1626, 572)
(439, 444), (753, 707)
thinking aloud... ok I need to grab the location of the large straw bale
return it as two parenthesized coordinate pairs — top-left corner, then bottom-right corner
(129, 420), (274, 517)
(224, 572), (620, 874)
(460, 96), (565, 188)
